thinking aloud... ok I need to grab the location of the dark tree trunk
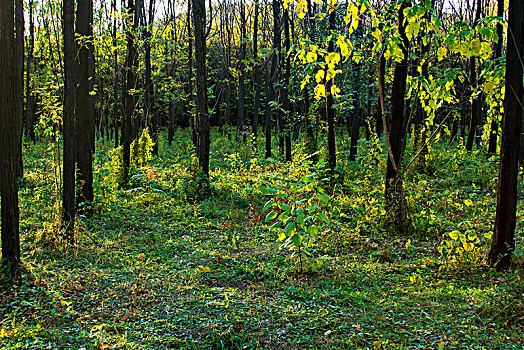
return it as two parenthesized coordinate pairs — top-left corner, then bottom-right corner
(15, 0), (24, 179)
(488, 0), (504, 155)
(465, 0), (482, 151)
(487, 0), (524, 271)
(283, 8), (292, 162)
(62, 0), (76, 240)
(326, 7), (337, 172)
(112, 0), (119, 149)
(25, 0), (35, 143)
(193, 0), (210, 176)
(376, 52), (386, 137)
(0, 0), (22, 273)
(251, 0), (262, 146)
(385, 0), (410, 233)
(123, 0), (138, 185)
(76, 0), (94, 211)
(350, 93), (361, 162)
(237, 0), (247, 142)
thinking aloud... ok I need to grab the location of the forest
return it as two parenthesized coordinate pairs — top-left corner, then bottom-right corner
(0, 0), (523, 348)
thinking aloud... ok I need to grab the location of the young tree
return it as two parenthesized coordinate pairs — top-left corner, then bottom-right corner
(193, 0), (211, 176)
(487, 0), (524, 271)
(62, 0), (77, 240)
(385, 0), (410, 232)
(0, 0), (22, 274)
(487, 0), (504, 155)
(325, 3), (337, 173)
(122, 0), (139, 184)
(76, 0), (95, 210)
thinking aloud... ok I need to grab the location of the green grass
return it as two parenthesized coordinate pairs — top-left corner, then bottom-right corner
(1, 128), (523, 349)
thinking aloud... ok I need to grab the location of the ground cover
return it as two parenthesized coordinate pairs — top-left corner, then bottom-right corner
(1, 129), (523, 349)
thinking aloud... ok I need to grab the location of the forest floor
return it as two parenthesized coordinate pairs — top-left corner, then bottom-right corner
(1, 129), (523, 349)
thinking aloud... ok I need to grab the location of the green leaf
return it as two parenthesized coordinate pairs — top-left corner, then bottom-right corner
(265, 211), (277, 222)
(263, 200), (274, 211)
(285, 221), (296, 234)
(280, 203), (291, 212)
(317, 192), (330, 204)
(318, 213), (329, 224)
(290, 234), (303, 247)
(278, 231), (286, 241)
(307, 226), (318, 236)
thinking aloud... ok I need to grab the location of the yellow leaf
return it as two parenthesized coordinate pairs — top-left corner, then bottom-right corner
(405, 239), (411, 248)
(315, 84), (326, 100)
(315, 70), (325, 83)
(449, 231), (459, 240)
(437, 47), (447, 61)
(306, 51), (317, 63)
(198, 266), (211, 272)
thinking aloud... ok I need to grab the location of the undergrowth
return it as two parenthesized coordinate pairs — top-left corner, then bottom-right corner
(1, 128), (523, 349)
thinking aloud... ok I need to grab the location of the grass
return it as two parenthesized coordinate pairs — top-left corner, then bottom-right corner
(1, 128), (523, 349)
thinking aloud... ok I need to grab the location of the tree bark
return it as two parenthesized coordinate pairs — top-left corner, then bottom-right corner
(487, 0), (524, 271)
(385, 0), (410, 233)
(0, 0), (22, 273)
(465, 0), (482, 151)
(192, 0), (210, 176)
(76, 0), (94, 211)
(62, 0), (76, 240)
(123, 0), (139, 185)
(326, 6), (337, 172)
(488, 0), (504, 155)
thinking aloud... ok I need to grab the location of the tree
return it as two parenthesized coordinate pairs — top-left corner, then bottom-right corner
(487, 0), (524, 271)
(193, 0), (211, 177)
(62, 0), (77, 240)
(76, 0), (95, 211)
(325, 3), (337, 173)
(122, 0), (139, 185)
(488, 0), (504, 155)
(465, 0), (482, 152)
(385, 0), (410, 232)
(0, 0), (22, 274)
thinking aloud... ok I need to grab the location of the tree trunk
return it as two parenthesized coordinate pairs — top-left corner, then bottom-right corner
(25, 0), (36, 143)
(192, 0), (210, 176)
(0, 0), (22, 273)
(123, 0), (138, 185)
(487, 0), (524, 271)
(326, 6), (337, 172)
(385, 0), (410, 233)
(76, 0), (94, 212)
(62, 0), (76, 240)
(237, 0), (247, 142)
(465, 0), (482, 151)
(487, 0), (504, 155)
(283, 8), (292, 162)
(251, 0), (262, 146)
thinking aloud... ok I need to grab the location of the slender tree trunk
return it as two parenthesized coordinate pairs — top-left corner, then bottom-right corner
(283, 8), (292, 162)
(385, 0), (410, 233)
(488, 0), (524, 271)
(192, 0), (210, 176)
(15, 0), (24, 179)
(123, 0), (138, 185)
(26, 0), (36, 143)
(488, 0), (504, 155)
(76, 0), (94, 211)
(465, 0), (482, 151)
(237, 0), (247, 142)
(326, 6), (337, 172)
(62, 0), (76, 240)
(0, 0), (22, 273)
(251, 0), (262, 146)
(377, 52), (386, 137)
